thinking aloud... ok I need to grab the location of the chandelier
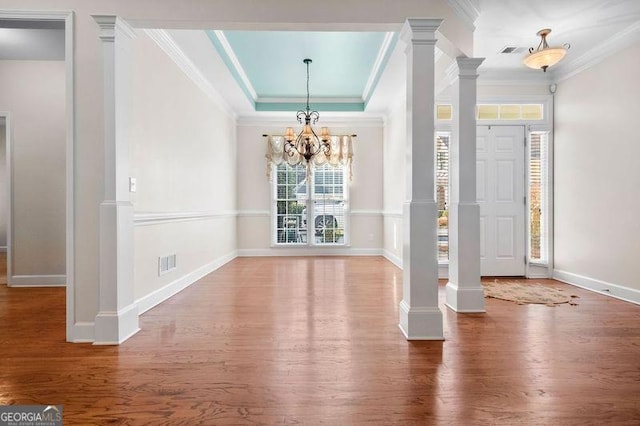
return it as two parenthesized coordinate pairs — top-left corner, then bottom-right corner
(283, 58), (331, 162)
(523, 28), (570, 72)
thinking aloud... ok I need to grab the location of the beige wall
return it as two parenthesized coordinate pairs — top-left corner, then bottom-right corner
(129, 31), (237, 302)
(0, 60), (66, 276)
(555, 41), (640, 291)
(236, 123), (383, 253)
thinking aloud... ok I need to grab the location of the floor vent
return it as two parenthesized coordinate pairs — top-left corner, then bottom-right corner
(158, 254), (177, 276)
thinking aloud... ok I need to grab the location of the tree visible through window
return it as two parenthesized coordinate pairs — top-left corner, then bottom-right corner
(273, 163), (348, 245)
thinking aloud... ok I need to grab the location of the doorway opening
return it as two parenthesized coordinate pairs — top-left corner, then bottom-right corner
(0, 11), (75, 341)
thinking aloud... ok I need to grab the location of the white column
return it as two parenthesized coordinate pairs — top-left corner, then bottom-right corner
(398, 18), (444, 340)
(446, 57), (485, 312)
(93, 16), (139, 344)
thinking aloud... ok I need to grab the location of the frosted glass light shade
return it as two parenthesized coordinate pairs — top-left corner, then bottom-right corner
(523, 47), (567, 71)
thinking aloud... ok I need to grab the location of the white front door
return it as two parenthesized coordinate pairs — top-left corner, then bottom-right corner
(477, 125), (526, 276)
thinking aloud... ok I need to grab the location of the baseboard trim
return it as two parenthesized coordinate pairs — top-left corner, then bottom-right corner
(10, 275), (66, 287)
(0, 246), (6, 253)
(69, 322), (95, 343)
(136, 250), (238, 315)
(383, 250), (402, 268)
(93, 303), (140, 345)
(553, 269), (640, 306)
(237, 248), (383, 257)
(382, 251), (449, 278)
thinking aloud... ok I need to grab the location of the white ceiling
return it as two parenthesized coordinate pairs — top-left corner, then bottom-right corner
(474, 0), (640, 78)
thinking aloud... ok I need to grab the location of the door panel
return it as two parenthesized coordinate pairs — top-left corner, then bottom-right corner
(477, 126), (525, 276)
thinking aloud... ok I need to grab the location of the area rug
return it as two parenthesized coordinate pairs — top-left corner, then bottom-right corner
(483, 281), (579, 306)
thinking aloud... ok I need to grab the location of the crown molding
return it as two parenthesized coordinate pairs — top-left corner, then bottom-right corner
(551, 21), (640, 83)
(93, 15), (136, 42)
(144, 29), (237, 120)
(210, 30), (258, 100)
(257, 97), (364, 104)
(401, 18), (443, 45)
(236, 114), (384, 127)
(363, 32), (398, 104)
(445, 0), (481, 31)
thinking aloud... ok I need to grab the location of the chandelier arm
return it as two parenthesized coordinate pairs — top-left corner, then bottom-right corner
(309, 110), (320, 125)
(281, 58), (332, 164)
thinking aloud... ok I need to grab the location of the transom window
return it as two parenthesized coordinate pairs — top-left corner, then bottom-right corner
(273, 163), (348, 246)
(476, 104), (544, 121)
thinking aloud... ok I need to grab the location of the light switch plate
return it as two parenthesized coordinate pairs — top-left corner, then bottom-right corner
(129, 177), (137, 193)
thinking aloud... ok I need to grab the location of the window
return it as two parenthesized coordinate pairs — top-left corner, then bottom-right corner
(273, 163), (348, 246)
(437, 104), (453, 120)
(529, 132), (548, 262)
(476, 104), (544, 121)
(436, 133), (450, 261)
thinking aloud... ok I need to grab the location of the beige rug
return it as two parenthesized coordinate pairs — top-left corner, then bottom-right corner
(483, 281), (579, 306)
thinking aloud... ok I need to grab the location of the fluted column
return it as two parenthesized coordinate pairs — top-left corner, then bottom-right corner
(93, 16), (139, 344)
(398, 18), (444, 340)
(446, 57), (485, 312)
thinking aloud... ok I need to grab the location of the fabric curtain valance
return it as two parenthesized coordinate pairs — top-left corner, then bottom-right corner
(265, 135), (353, 181)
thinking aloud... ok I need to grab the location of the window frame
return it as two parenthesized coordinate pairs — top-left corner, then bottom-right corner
(271, 162), (350, 247)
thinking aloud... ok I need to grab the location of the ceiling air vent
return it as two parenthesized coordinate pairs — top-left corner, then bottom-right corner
(499, 46), (524, 54)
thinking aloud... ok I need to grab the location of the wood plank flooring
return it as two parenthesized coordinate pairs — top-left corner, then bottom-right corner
(1, 255), (639, 424)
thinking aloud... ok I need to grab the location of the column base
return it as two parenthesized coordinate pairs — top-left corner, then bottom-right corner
(94, 303), (140, 345)
(398, 300), (444, 340)
(445, 282), (486, 313)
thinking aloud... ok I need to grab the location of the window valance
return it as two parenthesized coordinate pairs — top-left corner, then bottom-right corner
(265, 135), (354, 181)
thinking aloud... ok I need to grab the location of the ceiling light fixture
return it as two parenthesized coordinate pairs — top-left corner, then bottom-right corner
(283, 58), (331, 162)
(523, 28), (570, 72)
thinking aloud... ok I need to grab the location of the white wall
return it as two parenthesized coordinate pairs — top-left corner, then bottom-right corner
(477, 83), (550, 98)
(0, 0), (472, 337)
(129, 31), (237, 306)
(0, 60), (66, 278)
(0, 121), (6, 249)
(382, 98), (406, 265)
(554, 41), (640, 294)
(236, 122), (383, 254)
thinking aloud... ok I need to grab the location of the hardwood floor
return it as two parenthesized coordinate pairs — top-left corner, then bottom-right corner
(1, 256), (639, 425)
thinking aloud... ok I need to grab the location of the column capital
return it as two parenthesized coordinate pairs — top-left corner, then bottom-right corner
(456, 57), (485, 78)
(401, 18), (443, 45)
(93, 15), (136, 42)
